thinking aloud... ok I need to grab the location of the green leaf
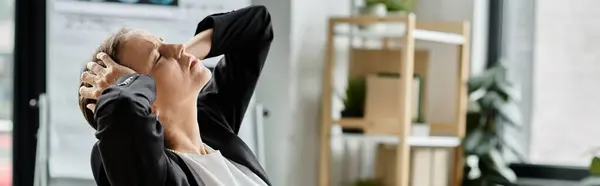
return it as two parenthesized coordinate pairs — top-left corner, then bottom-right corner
(467, 99), (481, 112)
(495, 81), (521, 102)
(476, 91), (522, 127)
(475, 136), (498, 155)
(488, 149), (517, 183)
(589, 157), (600, 176)
(477, 91), (503, 111)
(464, 128), (485, 152)
(344, 77), (366, 111)
(468, 71), (495, 94)
(364, 0), (385, 7)
(497, 101), (522, 127)
(498, 135), (527, 162)
(352, 178), (383, 186)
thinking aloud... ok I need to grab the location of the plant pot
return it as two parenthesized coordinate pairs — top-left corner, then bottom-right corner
(411, 123), (429, 136)
(360, 3), (387, 17)
(387, 10), (408, 17)
(341, 109), (364, 134)
(341, 109), (363, 118)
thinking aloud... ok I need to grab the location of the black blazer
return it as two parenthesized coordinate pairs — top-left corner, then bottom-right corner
(88, 6), (273, 186)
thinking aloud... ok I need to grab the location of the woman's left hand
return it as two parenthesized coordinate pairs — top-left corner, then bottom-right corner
(79, 52), (136, 112)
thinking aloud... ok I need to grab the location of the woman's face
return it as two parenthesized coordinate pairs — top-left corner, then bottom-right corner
(118, 30), (211, 109)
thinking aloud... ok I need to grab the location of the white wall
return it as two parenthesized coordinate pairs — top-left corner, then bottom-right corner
(249, 0), (293, 185)
(253, 0), (488, 185)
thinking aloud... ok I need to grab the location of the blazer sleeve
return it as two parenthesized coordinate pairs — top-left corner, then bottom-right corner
(93, 74), (172, 186)
(194, 5), (273, 134)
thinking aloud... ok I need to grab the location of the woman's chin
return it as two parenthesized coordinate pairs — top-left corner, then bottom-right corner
(193, 67), (212, 89)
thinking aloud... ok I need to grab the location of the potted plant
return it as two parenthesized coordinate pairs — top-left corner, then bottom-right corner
(340, 76), (366, 133)
(352, 178), (383, 186)
(358, 0), (387, 32)
(384, 0), (414, 16)
(579, 151), (600, 184)
(360, 0), (388, 17)
(342, 76), (367, 118)
(462, 62), (525, 186)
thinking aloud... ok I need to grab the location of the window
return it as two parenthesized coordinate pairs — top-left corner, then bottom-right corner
(503, 0), (596, 168)
(527, 0), (600, 167)
(0, 0), (14, 185)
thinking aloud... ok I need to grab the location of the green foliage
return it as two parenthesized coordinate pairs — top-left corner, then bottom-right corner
(590, 157), (600, 176)
(364, 0), (414, 12)
(384, 0), (413, 12)
(365, 0), (384, 7)
(352, 178), (383, 186)
(462, 62), (524, 186)
(343, 76), (367, 117)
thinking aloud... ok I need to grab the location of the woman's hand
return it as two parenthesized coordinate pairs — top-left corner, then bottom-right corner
(185, 29), (213, 59)
(79, 53), (136, 112)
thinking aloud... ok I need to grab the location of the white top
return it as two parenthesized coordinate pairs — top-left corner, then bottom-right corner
(168, 145), (267, 186)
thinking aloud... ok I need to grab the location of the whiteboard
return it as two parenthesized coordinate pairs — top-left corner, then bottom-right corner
(47, 0), (250, 179)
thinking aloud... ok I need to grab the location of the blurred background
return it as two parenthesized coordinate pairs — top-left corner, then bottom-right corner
(2, 0), (600, 186)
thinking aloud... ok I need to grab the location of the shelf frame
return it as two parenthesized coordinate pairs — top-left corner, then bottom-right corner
(319, 14), (471, 186)
(331, 16), (468, 44)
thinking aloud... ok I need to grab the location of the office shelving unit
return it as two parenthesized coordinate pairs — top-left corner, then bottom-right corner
(318, 14), (471, 186)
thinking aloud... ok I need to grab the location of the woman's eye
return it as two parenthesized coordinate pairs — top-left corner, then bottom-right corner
(155, 54), (162, 63)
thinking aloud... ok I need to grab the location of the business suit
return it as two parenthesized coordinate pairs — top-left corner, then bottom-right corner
(88, 6), (273, 186)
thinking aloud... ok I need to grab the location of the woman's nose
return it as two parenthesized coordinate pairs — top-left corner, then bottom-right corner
(159, 44), (185, 59)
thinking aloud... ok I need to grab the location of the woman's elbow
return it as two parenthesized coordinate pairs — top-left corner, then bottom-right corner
(252, 5), (274, 43)
(95, 90), (151, 125)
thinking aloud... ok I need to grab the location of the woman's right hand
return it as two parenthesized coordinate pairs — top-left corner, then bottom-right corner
(79, 52), (136, 112)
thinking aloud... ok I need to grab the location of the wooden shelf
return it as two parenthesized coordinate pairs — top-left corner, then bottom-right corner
(336, 118), (369, 128)
(342, 133), (461, 148)
(319, 14), (470, 186)
(334, 25), (465, 44)
(336, 118), (460, 137)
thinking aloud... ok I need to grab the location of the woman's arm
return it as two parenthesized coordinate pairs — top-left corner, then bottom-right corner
(191, 5), (273, 134)
(93, 74), (174, 186)
(184, 29), (212, 60)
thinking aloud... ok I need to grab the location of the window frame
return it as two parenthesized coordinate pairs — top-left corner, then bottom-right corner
(488, 0), (591, 182)
(12, 0), (47, 184)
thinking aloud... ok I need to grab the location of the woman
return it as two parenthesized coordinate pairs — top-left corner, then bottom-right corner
(77, 5), (273, 186)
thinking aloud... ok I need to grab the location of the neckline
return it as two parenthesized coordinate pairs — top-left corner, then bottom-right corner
(166, 144), (215, 155)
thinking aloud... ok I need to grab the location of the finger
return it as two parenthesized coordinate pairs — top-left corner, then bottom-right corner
(86, 104), (96, 113)
(80, 71), (96, 85)
(79, 86), (101, 99)
(86, 62), (105, 75)
(97, 52), (118, 67)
